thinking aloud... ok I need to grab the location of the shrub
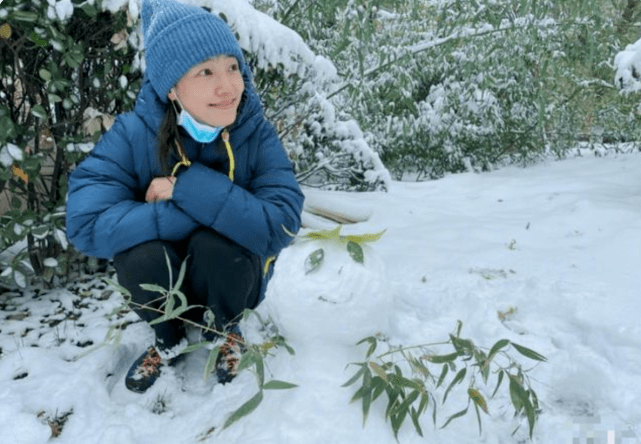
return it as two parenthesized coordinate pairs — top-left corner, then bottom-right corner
(264, 0), (641, 180)
(0, 0), (141, 288)
(344, 322), (546, 440)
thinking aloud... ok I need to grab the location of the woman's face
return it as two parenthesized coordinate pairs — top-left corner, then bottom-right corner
(168, 56), (245, 128)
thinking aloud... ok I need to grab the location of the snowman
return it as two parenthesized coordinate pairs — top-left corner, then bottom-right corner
(264, 229), (392, 349)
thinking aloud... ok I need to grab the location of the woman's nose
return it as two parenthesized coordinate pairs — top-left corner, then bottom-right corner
(215, 74), (235, 96)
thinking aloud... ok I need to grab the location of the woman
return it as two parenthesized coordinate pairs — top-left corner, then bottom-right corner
(65, 0), (304, 393)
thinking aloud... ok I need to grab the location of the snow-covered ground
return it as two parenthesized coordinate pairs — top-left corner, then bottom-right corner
(1, 153), (640, 444)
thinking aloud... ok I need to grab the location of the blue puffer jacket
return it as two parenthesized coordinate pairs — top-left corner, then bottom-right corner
(66, 70), (304, 300)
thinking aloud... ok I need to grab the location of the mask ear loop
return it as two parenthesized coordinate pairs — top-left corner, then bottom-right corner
(168, 90), (191, 177)
(169, 89), (183, 114)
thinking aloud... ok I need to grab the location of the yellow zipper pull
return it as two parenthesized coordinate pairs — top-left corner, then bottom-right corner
(222, 129), (235, 182)
(171, 139), (192, 177)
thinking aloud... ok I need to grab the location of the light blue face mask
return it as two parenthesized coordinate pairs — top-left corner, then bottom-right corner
(171, 94), (223, 143)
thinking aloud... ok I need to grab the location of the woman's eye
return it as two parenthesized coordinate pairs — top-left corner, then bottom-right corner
(229, 64), (239, 72)
(199, 69), (212, 77)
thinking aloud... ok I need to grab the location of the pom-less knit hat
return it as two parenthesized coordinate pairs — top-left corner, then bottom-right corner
(141, 0), (246, 103)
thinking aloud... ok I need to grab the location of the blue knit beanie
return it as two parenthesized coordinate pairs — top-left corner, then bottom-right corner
(141, 0), (246, 103)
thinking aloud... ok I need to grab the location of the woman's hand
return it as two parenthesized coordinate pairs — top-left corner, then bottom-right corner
(145, 177), (175, 202)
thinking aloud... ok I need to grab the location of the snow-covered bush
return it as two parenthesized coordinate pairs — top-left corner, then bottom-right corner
(262, 0), (641, 179)
(614, 34), (641, 124)
(212, 1), (391, 191)
(0, 0), (141, 288)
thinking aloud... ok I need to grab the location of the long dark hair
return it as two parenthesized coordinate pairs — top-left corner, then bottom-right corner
(157, 102), (180, 175)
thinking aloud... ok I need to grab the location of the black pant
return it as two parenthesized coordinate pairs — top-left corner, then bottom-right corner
(113, 227), (261, 350)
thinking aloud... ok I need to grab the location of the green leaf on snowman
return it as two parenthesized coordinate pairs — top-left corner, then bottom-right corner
(340, 229), (386, 244)
(303, 226), (342, 241)
(301, 225), (386, 244)
(347, 241), (364, 264)
(305, 248), (325, 274)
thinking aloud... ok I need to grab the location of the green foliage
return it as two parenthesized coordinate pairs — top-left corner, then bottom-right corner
(248, 50), (389, 191)
(343, 323), (545, 440)
(288, 225), (386, 271)
(260, 0), (641, 180)
(0, 0), (141, 288)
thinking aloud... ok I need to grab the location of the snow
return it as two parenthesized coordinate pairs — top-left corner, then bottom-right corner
(615, 36), (641, 93)
(2, 153), (641, 443)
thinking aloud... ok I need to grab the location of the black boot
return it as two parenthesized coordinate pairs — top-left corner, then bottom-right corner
(125, 347), (165, 393)
(214, 328), (247, 384)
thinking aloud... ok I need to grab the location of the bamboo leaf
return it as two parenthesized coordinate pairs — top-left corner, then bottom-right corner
(237, 350), (260, 375)
(164, 293), (175, 316)
(396, 390), (420, 416)
(303, 226), (342, 240)
(347, 241), (364, 264)
(356, 336), (377, 358)
(418, 392), (429, 416)
(389, 374), (424, 391)
(350, 385), (367, 404)
(164, 305), (191, 322)
(304, 248), (324, 274)
(342, 364), (366, 387)
(480, 360), (490, 383)
(222, 390), (264, 430)
(440, 406), (469, 429)
(203, 346), (220, 380)
(408, 356), (430, 379)
(508, 374), (526, 414)
(340, 229), (387, 244)
(511, 342), (547, 362)
(431, 394), (438, 426)
(104, 278), (132, 297)
(255, 352), (265, 387)
(385, 387), (401, 419)
(450, 335), (474, 355)
(263, 380), (298, 390)
(282, 224), (297, 237)
(391, 404), (409, 439)
(371, 376), (387, 402)
(139, 283), (167, 294)
(410, 407), (424, 437)
(369, 362), (388, 382)
(164, 249), (173, 287)
(530, 388), (540, 411)
(181, 342), (209, 354)
(442, 368), (467, 404)
(487, 339), (510, 360)
(426, 352), (459, 364)
(468, 388), (489, 414)
(283, 343), (296, 355)
(148, 315), (169, 326)
(436, 364), (449, 389)
(174, 255), (188, 291)
(491, 370), (505, 399)
(361, 375), (372, 426)
(523, 395), (537, 438)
